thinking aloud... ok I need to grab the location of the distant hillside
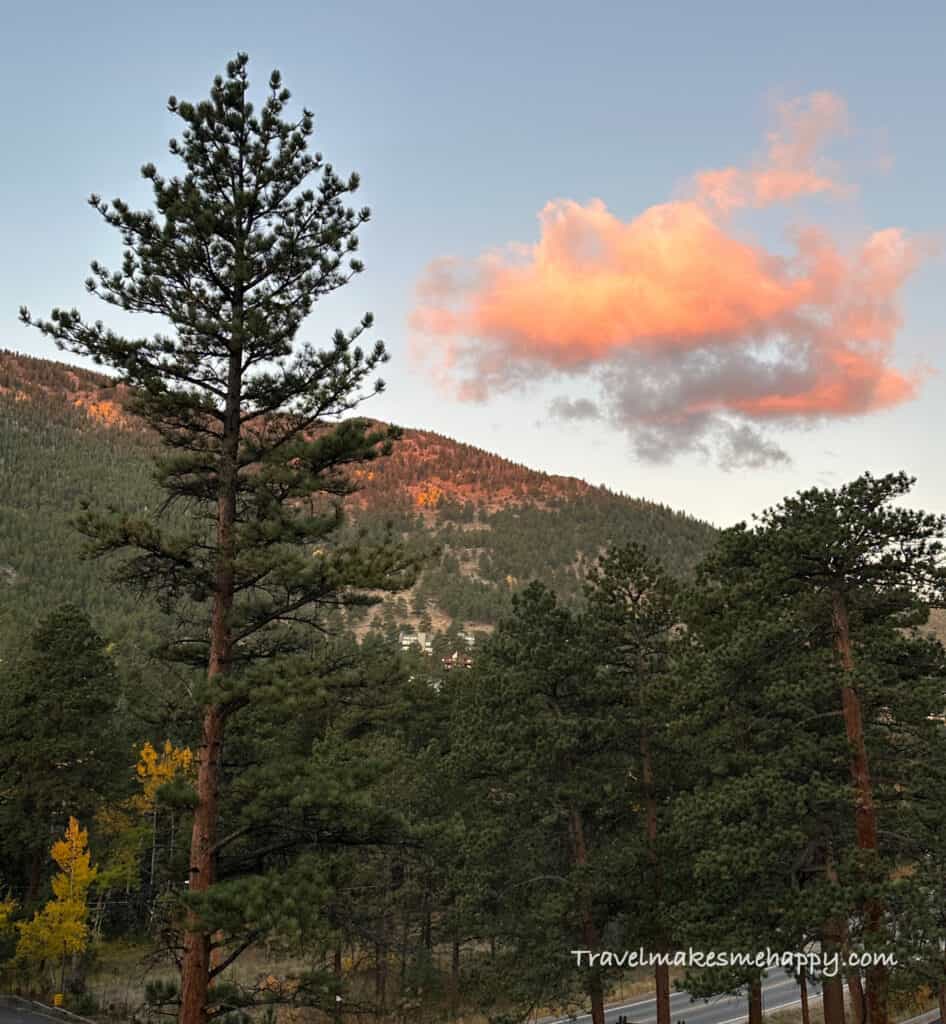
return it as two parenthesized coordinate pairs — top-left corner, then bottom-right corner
(0, 349), (717, 647)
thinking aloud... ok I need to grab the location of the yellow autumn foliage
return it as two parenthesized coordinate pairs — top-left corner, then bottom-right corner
(16, 817), (97, 963)
(51, 817), (97, 902)
(15, 899), (88, 963)
(133, 739), (194, 811)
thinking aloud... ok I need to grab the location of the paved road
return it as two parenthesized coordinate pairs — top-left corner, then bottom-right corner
(0, 998), (83, 1023)
(0, 1008), (62, 1023)
(541, 969), (822, 1024)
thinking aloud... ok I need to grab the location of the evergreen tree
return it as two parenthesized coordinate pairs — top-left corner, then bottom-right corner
(668, 581), (852, 1024)
(691, 472), (946, 1024)
(21, 54), (415, 1023)
(584, 544), (680, 1024)
(0, 605), (125, 901)
(449, 583), (639, 1024)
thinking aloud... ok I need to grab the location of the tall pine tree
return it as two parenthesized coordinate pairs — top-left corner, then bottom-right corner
(695, 472), (946, 1024)
(21, 54), (415, 1023)
(584, 543), (680, 1024)
(449, 583), (639, 1024)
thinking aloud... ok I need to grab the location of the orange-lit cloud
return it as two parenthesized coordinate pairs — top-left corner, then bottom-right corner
(410, 92), (926, 466)
(694, 91), (851, 211)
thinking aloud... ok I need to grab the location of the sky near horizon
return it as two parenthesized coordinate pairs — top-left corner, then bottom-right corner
(2, 0), (944, 527)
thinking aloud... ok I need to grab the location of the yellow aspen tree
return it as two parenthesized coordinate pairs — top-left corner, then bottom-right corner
(134, 740), (194, 895)
(134, 740), (194, 811)
(51, 817), (97, 903)
(16, 817), (97, 966)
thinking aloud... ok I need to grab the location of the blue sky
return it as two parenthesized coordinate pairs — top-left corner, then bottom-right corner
(2, 0), (944, 525)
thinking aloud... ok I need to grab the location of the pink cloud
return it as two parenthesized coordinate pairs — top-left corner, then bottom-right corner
(694, 91), (852, 211)
(410, 93), (926, 465)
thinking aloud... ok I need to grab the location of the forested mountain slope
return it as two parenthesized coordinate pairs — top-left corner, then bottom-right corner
(0, 349), (717, 644)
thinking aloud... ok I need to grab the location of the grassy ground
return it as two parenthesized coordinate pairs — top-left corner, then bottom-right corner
(20, 944), (684, 1023)
(763, 988), (938, 1024)
(16, 942), (940, 1024)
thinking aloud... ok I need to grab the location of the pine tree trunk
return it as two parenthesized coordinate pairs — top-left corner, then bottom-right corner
(179, 704), (225, 1024)
(584, 929), (606, 1024)
(179, 350), (242, 1024)
(822, 953), (847, 1024)
(937, 980), (946, 1024)
(823, 853), (848, 1024)
(569, 806), (605, 1024)
(800, 968), (811, 1024)
(823, 917), (847, 1024)
(656, 964), (671, 1024)
(748, 976), (763, 1024)
(865, 965), (888, 1024)
(848, 973), (866, 1024)
(831, 591), (887, 1024)
(641, 732), (671, 1024)
(832, 591), (879, 849)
